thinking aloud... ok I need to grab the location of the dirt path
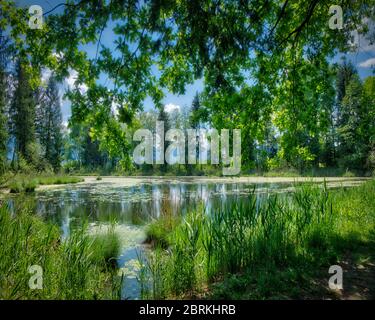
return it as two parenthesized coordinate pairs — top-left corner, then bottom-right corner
(305, 243), (375, 300)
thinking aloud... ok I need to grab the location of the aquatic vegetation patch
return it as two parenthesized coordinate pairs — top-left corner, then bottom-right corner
(0, 203), (122, 299)
(139, 180), (375, 299)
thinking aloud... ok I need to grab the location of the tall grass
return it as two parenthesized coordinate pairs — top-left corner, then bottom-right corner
(9, 179), (38, 193)
(4, 175), (84, 193)
(140, 180), (375, 299)
(36, 176), (84, 185)
(0, 201), (122, 299)
(90, 228), (121, 269)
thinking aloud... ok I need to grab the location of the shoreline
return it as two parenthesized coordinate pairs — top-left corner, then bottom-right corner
(36, 175), (371, 190)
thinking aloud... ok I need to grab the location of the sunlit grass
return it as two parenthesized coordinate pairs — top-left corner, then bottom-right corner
(35, 176), (84, 185)
(140, 180), (375, 299)
(3, 175), (84, 193)
(0, 201), (122, 299)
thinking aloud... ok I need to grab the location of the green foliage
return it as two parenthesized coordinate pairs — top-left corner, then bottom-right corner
(36, 175), (84, 185)
(9, 61), (37, 165)
(36, 75), (63, 172)
(0, 33), (9, 174)
(140, 180), (375, 299)
(6, 175), (83, 193)
(9, 178), (37, 193)
(9, 180), (22, 193)
(0, 202), (121, 299)
(145, 215), (181, 249)
(1, 0), (373, 168)
(89, 230), (121, 269)
(0, 2), (373, 175)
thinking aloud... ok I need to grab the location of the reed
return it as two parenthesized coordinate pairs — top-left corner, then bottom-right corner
(0, 201), (121, 299)
(140, 180), (375, 299)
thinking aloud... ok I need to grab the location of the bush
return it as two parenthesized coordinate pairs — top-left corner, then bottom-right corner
(36, 176), (83, 185)
(23, 179), (37, 192)
(63, 160), (81, 174)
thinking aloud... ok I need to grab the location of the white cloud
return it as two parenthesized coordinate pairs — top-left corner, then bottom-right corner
(65, 69), (88, 94)
(41, 68), (52, 84)
(349, 19), (375, 53)
(111, 99), (121, 118)
(349, 32), (372, 53)
(52, 51), (64, 61)
(164, 103), (180, 113)
(359, 58), (375, 68)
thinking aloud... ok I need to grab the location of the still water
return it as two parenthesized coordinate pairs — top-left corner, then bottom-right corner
(3, 177), (366, 299)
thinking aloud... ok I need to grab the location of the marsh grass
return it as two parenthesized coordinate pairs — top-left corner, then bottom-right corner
(9, 179), (38, 193)
(36, 176), (84, 185)
(89, 229), (121, 269)
(5, 175), (83, 193)
(140, 180), (375, 299)
(145, 215), (181, 249)
(0, 201), (122, 299)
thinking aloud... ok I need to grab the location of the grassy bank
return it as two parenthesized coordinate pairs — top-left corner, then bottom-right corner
(0, 201), (122, 299)
(141, 180), (375, 299)
(2, 175), (84, 193)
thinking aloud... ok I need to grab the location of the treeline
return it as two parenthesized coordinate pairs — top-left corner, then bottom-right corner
(256, 60), (375, 175)
(1, 28), (374, 176)
(0, 32), (108, 175)
(0, 34), (61, 174)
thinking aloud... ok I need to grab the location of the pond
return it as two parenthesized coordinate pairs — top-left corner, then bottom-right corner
(2, 176), (368, 299)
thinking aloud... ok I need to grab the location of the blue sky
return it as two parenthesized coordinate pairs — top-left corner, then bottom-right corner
(17, 0), (375, 123)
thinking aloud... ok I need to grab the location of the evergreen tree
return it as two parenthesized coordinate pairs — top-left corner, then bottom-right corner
(337, 75), (364, 169)
(336, 60), (357, 125)
(361, 76), (375, 171)
(321, 60), (358, 168)
(157, 106), (170, 172)
(9, 60), (36, 165)
(0, 33), (9, 173)
(189, 92), (201, 130)
(37, 75), (63, 171)
(66, 123), (108, 170)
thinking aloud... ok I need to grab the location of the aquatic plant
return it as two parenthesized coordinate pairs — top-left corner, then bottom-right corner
(140, 180), (375, 299)
(0, 202), (122, 299)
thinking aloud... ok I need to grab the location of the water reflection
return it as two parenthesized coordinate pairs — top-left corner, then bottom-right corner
(6, 181), (294, 243)
(5, 180), (295, 299)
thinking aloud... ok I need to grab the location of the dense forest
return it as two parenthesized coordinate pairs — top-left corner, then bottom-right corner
(1, 38), (374, 176)
(0, 0), (374, 177)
